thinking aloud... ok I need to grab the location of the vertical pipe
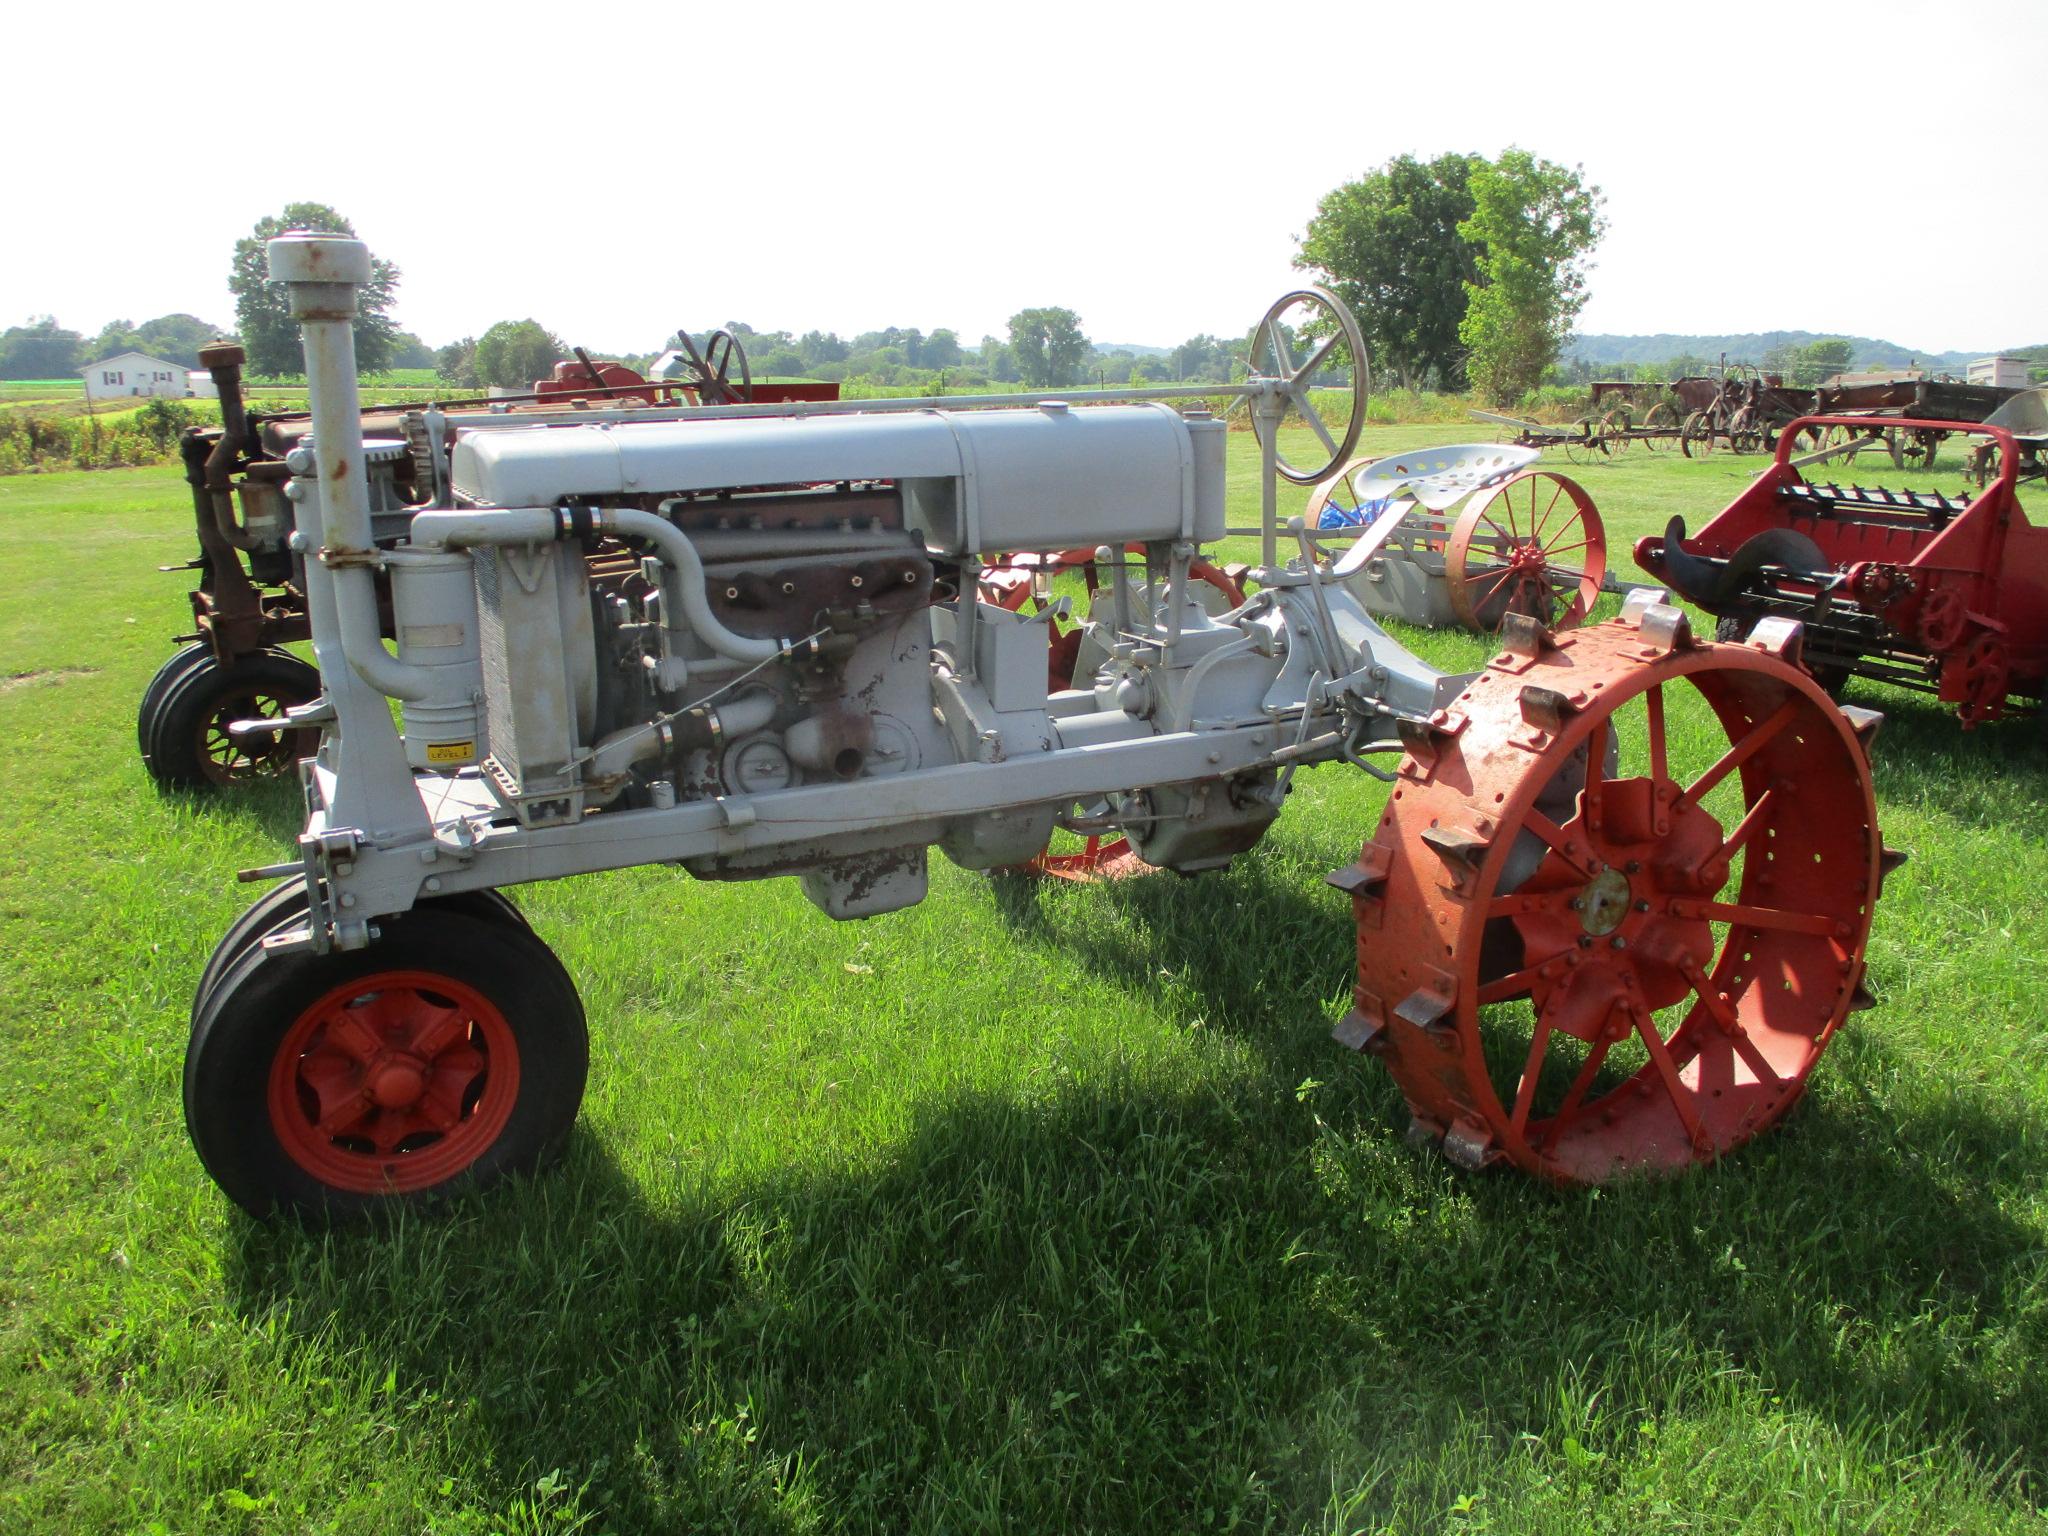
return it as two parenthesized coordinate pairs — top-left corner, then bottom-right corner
(267, 235), (429, 701)
(1254, 390), (1283, 570)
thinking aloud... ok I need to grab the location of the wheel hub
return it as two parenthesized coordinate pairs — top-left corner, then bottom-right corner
(368, 1056), (429, 1109)
(1576, 866), (1632, 936)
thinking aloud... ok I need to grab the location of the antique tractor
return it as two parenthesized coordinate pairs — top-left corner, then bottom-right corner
(136, 317), (822, 789)
(184, 237), (1896, 1217)
(1640, 418), (2047, 727)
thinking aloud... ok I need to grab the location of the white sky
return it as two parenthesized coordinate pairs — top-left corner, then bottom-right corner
(6, 0), (2043, 355)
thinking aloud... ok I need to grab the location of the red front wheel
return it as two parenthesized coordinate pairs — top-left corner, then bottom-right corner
(185, 906), (587, 1219)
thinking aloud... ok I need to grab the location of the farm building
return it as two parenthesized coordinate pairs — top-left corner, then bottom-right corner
(80, 352), (191, 400)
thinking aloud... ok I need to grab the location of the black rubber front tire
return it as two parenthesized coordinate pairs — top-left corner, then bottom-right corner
(137, 644), (212, 761)
(185, 908), (587, 1221)
(193, 884), (534, 1031)
(143, 650), (321, 790)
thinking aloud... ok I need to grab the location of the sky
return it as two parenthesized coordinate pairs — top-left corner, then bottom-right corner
(6, 0), (2044, 357)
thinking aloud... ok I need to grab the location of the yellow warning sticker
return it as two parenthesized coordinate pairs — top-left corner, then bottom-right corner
(425, 741), (476, 764)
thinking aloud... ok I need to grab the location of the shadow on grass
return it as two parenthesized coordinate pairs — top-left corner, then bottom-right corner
(154, 773), (306, 847)
(222, 999), (2047, 1530)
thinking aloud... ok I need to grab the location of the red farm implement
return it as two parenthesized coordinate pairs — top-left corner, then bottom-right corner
(1636, 417), (2047, 726)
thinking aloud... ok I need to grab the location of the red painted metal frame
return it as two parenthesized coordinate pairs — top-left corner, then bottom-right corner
(1637, 416), (2045, 724)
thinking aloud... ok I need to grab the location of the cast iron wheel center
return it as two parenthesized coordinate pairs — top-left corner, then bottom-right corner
(368, 1056), (429, 1110)
(266, 971), (520, 1192)
(1577, 867), (1632, 936)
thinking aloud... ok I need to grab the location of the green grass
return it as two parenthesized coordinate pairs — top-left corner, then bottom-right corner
(2, 433), (2045, 1533)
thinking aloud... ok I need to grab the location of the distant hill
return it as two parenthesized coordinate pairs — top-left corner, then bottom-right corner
(1565, 331), (2000, 372)
(1091, 342), (1172, 359)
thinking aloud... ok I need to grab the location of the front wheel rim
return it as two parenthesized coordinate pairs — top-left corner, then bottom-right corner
(266, 970), (521, 1194)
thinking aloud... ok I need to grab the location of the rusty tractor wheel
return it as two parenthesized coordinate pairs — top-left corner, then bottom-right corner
(1444, 471), (1607, 633)
(144, 650), (320, 791)
(1601, 408), (1634, 454)
(1681, 411), (1716, 458)
(1333, 608), (1890, 1183)
(185, 905), (587, 1219)
(1641, 401), (1679, 453)
(1564, 420), (1606, 467)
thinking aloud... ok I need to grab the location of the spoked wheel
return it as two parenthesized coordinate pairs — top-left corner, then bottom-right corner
(142, 649), (320, 790)
(1641, 401), (1680, 453)
(670, 327), (753, 404)
(1681, 411), (1716, 458)
(1898, 429), (1941, 470)
(1601, 408), (1633, 454)
(186, 905), (586, 1219)
(1444, 470), (1607, 633)
(1243, 286), (1368, 485)
(1334, 606), (1890, 1183)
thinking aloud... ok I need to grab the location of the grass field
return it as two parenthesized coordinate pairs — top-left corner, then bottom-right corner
(2, 429), (2044, 1533)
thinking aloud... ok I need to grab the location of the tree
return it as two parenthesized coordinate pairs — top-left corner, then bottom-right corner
(0, 317), (84, 379)
(924, 329), (963, 369)
(473, 320), (566, 389)
(229, 203), (402, 375)
(1296, 153), (1482, 391)
(757, 347), (807, 378)
(436, 337), (479, 388)
(799, 330), (848, 366)
(1797, 337), (1852, 387)
(1007, 307), (1088, 388)
(1457, 150), (1606, 405)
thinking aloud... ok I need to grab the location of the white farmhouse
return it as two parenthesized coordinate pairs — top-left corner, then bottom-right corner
(80, 352), (191, 400)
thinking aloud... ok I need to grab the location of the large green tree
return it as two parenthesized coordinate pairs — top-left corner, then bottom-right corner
(473, 319), (567, 389)
(229, 203), (402, 375)
(0, 317), (84, 379)
(1457, 150), (1606, 405)
(1007, 307), (1089, 388)
(1296, 152), (1482, 390)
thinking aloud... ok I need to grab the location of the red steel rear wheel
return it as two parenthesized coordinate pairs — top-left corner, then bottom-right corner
(1332, 605), (1895, 1183)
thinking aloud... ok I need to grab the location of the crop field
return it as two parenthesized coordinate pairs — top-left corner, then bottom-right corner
(2, 428), (2045, 1532)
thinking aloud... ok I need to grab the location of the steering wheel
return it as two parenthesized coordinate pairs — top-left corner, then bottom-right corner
(1244, 286), (1368, 485)
(673, 328), (754, 405)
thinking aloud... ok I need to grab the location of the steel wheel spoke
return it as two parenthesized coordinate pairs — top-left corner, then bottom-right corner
(1509, 1001), (1558, 1135)
(1478, 961), (1552, 1006)
(1295, 331), (1342, 385)
(1518, 806), (1597, 879)
(1634, 1010), (1704, 1143)
(1676, 898), (1838, 936)
(1714, 783), (1778, 864)
(1581, 720), (1609, 829)
(1683, 698), (1799, 806)
(1292, 388), (1339, 456)
(1538, 1018), (1615, 1147)
(1645, 684), (1670, 790)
